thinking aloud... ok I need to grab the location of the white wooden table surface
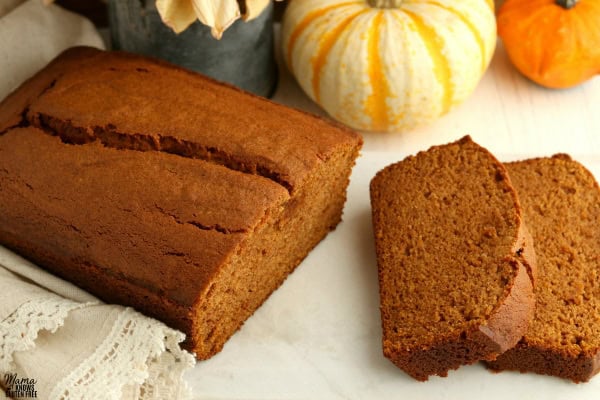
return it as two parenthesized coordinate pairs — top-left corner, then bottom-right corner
(185, 34), (600, 400)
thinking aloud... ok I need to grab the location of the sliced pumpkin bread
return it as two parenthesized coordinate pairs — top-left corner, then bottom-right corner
(487, 155), (600, 382)
(370, 136), (536, 381)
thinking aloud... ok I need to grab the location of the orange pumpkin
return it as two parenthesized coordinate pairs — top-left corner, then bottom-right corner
(497, 0), (600, 89)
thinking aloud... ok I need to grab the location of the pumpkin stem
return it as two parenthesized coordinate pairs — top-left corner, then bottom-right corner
(368, 0), (403, 8)
(555, 0), (579, 9)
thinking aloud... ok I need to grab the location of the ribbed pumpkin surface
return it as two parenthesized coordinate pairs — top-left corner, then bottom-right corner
(282, 0), (496, 132)
(498, 0), (600, 89)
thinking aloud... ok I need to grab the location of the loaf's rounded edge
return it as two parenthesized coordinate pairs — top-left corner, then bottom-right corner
(382, 258), (535, 381)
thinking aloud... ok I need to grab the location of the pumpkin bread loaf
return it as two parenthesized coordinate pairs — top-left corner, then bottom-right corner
(0, 47), (363, 359)
(370, 136), (536, 381)
(487, 155), (600, 382)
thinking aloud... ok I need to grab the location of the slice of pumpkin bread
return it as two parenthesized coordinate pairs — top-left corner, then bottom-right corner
(487, 155), (600, 382)
(370, 136), (536, 381)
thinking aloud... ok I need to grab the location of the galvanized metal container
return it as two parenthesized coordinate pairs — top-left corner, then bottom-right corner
(108, 0), (277, 97)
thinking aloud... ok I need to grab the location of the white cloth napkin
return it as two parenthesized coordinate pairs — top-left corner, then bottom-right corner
(0, 250), (195, 400)
(0, 0), (104, 98)
(0, 1), (196, 399)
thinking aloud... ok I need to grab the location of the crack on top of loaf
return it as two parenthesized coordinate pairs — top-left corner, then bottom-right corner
(154, 204), (247, 235)
(25, 112), (294, 194)
(0, 108), (30, 136)
(40, 78), (58, 97)
(0, 78), (60, 136)
(187, 221), (246, 234)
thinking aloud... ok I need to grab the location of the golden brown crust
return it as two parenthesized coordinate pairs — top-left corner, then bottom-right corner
(518, 223), (538, 284)
(0, 47), (102, 133)
(475, 261), (534, 354)
(0, 127), (283, 307)
(10, 46), (360, 194)
(473, 221), (536, 353)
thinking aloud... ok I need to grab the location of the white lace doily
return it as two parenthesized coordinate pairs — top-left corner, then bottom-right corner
(0, 250), (195, 400)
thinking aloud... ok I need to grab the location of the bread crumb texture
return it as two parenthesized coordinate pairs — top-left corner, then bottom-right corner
(371, 136), (534, 380)
(488, 155), (600, 382)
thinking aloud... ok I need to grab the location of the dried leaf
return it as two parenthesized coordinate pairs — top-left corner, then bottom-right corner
(191, 0), (240, 39)
(155, 0), (198, 34)
(45, 0), (267, 40)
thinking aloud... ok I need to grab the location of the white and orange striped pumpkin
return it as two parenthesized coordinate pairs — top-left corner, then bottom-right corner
(282, 0), (497, 132)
